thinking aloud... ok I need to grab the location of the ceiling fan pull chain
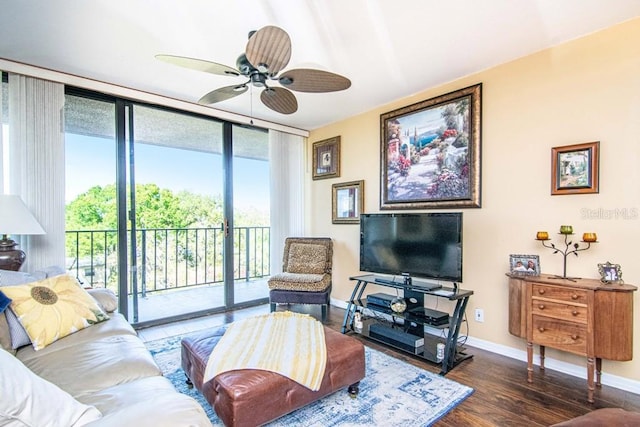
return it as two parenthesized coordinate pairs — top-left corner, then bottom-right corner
(250, 85), (254, 125)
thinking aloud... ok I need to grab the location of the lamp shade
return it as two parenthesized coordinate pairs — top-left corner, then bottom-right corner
(0, 195), (45, 236)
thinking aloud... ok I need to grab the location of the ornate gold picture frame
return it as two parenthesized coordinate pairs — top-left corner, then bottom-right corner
(312, 136), (340, 180)
(332, 180), (364, 224)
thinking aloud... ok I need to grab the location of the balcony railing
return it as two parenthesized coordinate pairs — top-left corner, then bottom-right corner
(66, 226), (270, 296)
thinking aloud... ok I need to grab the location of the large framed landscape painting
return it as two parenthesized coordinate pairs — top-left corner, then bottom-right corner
(380, 83), (482, 209)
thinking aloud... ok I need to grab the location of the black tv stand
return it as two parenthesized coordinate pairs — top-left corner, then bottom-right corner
(373, 277), (399, 286)
(342, 274), (473, 375)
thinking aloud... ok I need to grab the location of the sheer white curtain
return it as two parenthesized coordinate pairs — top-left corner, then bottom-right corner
(269, 129), (305, 274)
(0, 73), (5, 192)
(8, 73), (65, 271)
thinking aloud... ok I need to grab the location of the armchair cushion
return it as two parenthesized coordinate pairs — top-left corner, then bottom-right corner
(268, 272), (331, 292)
(287, 243), (328, 274)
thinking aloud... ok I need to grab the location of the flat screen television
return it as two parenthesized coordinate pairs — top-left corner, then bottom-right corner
(359, 212), (463, 283)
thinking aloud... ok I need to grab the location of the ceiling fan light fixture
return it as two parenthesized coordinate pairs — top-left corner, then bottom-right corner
(250, 73), (267, 87)
(279, 76), (293, 86)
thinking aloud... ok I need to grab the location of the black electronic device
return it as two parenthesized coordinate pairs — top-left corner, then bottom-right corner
(407, 307), (450, 326)
(368, 323), (424, 354)
(359, 212), (463, 283)
(366, 293), (395, 309)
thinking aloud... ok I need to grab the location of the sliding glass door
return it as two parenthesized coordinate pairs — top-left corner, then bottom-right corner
(126, 104), (226, 323)
(65, 90), (270, 326)
(232, 124), (270, 304)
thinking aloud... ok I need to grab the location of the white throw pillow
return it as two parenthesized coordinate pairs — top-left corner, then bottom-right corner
(86, 288), (118, 313)
(0, 348), (102, 426)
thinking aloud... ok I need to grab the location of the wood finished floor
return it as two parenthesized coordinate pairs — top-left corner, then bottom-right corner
(137, 304), (640, 426)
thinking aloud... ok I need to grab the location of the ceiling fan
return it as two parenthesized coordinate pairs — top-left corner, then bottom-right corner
(156, 25), (351, 115)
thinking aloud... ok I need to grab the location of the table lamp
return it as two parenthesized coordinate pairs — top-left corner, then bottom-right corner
(0, 195), (46, 271)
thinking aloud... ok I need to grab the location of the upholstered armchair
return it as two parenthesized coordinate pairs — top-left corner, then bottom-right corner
(268, 237), (333, 321)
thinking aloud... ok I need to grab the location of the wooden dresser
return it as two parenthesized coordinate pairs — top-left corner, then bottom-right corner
(508, 274), (636, 403)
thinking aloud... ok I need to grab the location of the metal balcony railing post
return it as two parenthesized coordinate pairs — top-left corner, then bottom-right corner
(141, 230), (147, 298)
(245, 227), (250, 281)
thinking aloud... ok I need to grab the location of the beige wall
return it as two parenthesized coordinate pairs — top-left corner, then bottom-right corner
(308, 18), (640, 383)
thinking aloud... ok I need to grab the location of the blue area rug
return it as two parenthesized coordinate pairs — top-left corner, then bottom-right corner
(146, 333), (473, 426)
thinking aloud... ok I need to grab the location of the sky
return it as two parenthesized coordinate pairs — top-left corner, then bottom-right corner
(65, 133), (270, 211)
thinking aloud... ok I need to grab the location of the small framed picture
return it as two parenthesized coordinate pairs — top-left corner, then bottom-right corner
(312, 136), (340, 180)
(598, 261), (623, 284)
(509, 254), (540, 276)
(551, 141), (599, 195)
(332, 180), (364, 224)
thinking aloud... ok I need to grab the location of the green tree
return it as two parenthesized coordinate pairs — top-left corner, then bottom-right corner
(133, 184), (189, 229)
(66, 185), (117, 231)
(176, 191), (224, 228)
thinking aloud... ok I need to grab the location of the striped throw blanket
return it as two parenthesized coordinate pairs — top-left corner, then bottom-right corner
(202, 311), (327, 391)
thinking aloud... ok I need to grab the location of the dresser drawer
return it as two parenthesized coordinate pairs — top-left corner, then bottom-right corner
(531, 283), (588, 304)
(531, 299), (588, 323)
(532, 315), (587, 355)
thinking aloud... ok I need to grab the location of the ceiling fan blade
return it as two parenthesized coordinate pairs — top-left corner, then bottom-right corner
(245, 26), (291, 76)
(260, 87), (298, 114)
(278, 69), (351, 93)
(198, 84), (248, 104)
(156, 54), (240, 77)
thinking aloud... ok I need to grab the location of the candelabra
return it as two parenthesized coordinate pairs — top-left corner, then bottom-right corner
(535, 226), (597, 280)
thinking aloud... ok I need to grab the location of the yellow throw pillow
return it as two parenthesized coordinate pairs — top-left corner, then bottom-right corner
(2, 275), (109, 351)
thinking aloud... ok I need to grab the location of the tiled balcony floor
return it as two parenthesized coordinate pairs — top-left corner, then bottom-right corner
(127, 278), (269, 324)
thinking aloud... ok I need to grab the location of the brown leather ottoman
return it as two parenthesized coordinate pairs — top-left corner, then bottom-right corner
(181, 325), (365, 427)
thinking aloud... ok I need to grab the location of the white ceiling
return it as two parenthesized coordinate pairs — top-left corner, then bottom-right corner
(1, 0), (639, 131)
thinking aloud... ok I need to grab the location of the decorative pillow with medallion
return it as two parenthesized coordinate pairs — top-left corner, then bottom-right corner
(1, 274), (109, 351)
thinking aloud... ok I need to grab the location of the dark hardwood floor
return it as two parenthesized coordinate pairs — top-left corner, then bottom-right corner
(138, 304), (640, 426)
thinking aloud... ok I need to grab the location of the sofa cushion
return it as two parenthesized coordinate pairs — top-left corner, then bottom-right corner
(17, 313), (161, 399)
(0, 268), (43, 285)
(287, 243), (327, 274)
(87, 288), (118, 313)
(78, 376), (211, 427)
(0, 347), (102, 426)
(2, 274), (109, 351)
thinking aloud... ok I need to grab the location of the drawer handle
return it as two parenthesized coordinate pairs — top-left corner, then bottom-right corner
(571, 334), (579, 340)
(538, 289), (546, 295)
(538, 327), (545, 332)
(538, 304), (545, 310)
(571, 294), (579, 300)
(572, 310), (579, 316)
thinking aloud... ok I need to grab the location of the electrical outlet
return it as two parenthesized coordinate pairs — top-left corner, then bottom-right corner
(474, 308), (484, 323)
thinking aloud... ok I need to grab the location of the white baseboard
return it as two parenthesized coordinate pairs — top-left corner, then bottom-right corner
(330, 299), (640, 394)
